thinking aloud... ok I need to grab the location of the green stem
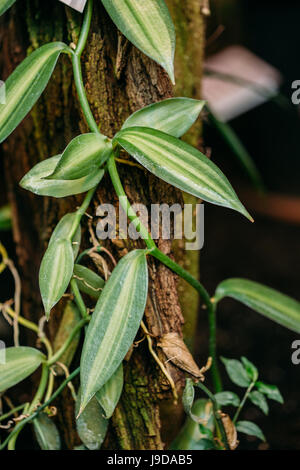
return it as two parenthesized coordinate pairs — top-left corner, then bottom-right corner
(47, 317), (89, 366)
(72, 0), (99, 133)
(70, 278), (89, 319)
(1, 368), (80, 451)
(233, 381), (255, 424)
(196, 381), (230, 450)
(0, 404), (28, 423)
(7, 364), (49, 450)
(68, 186), (98, 241)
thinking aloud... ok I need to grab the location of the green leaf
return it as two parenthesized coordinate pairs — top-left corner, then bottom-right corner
(249, 391), (269, 415)
(20, 155), (104, 198)
(0, 42), (70, 143)
(214, 391), (240, 408)
(0, 347), (45, 393)
(220, 357), (251, 388)
(256, 381), (284, 404)
(39, 238), (74, 319)
(33, 413), (61, 450)
(53, 301), (81, 374)
(49, 213), (81, 259)
(215, 278), (300, 333)
(101, 0), (175, 83)
(73, 264), (105, 300)
(114, 127), (252, 220)
(207, 107), (263, 191)
(182, 378), (197, 421)
(47, 133), (112, 180)
(170, 399), (214, 450)
(0, 205), (12, 231)
(190, 438), (216, 450)
(236, 420), (266, 442)
(79, 250), (148, 412)
(122, 98), (205, 138)
(0, 0), (16, 16)
(75, 390), (108, 450)
(96, 364), (124, 419)
(241, 356), (258, 382)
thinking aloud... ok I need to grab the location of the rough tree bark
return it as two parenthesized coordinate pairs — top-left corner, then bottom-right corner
(0, 0), (206, 449)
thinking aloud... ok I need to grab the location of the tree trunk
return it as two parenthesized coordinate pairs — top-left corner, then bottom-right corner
(0, 0), (206, 449)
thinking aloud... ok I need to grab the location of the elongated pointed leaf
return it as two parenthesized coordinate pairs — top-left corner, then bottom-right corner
(0, 0), (16, 16)
(76, 390), (108, 450)
(249, 391), (269, 415)
(80, 250), (148, 412)
(256, 382), (283, 404)
(221, 357), (251, 388)
(96, 364), (124, 419)
(101, 0), (175, 83)
(241, 356), (258, 382)
(39, 238), (74, 319)
(20, 155), (104, 198)
(114, 127), (252, 220)
(0, 42), (70, 143)
(215, 278), (300, 333)
(236, 420), (265, 442)
(182, 378), (197, 422)
(47, 133), (112, 180)
(73, 264), (105, 300)
(33, 413), (61, 450)
(50, 213), (81, 259)
(53, 301), (81, 374)
(122, 98), (205, 138)
(215, 391), (240, 408)
(0, 347), (45, 393)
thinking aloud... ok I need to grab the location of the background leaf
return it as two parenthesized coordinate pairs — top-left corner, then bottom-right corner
(0, 42), (69, 143)
(215, 391), (240, 408)
(0, 204), (12, 231)
(47, 133), (112, 180)
(49, 213), (81, 259)
(20, 155), (104, 198)
(33, 413), (61, 450)
(96, 364), (124, 419)
(80, 250), (148, 412)
(122, 98), (205, 138)
(236, 420), (266, 442)
(256, 382), (284, 404)
(53, 301), (81, 375)
(114, 127), (252, 220)
(249, 391), (269, 415)
(221, 357), (251, 387)
(241, 356), (258, 382)
(215, 278), (300, 333)
(101, 0), (175, 82)
(0, 0), (16, 16)
(0, 347), (45, 393)
(182, 378), (197, 421)
(39, 238), (74, 319)
(76, 390), (108, 450)
(73, 264), (105, 300)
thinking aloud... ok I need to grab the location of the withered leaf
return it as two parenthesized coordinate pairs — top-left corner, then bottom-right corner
(157, 332), (206, 379)
(221, 413), (239, 450)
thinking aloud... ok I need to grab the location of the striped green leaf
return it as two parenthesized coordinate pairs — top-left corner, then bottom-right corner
(0, 42), (70, 143)
(47, 133), (112, 180)
(76, 390), (108, 450)
(0, 0), (16, 16)
(79, 250), (148, 412)
(122, 98), (205, 138)
(96, 364), (124, 419)
(39, 238), (74, 319)
(0, 347), (45, 393)
(33, 413), (61, 450)
(114, 127), (252, 220)
(49, 213), (81, 259)
(73, 264), (105, 300)
(101, 0), (175, 83)
(215, 278), (300, 333)
(20, 155), (104, 198)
